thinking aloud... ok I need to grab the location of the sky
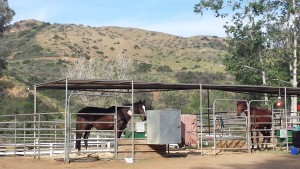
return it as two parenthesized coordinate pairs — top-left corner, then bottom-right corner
(9, 0), (229, 37)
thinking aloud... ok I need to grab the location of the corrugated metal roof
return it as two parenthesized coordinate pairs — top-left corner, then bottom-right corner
(34, 78), (300, 96)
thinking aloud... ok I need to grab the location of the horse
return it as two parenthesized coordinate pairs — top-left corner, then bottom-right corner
(236, 101), (272, 150)
(75, 100), (146, 151)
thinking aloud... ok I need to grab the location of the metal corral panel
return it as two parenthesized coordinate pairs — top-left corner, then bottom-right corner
(147, 109), (181, 144)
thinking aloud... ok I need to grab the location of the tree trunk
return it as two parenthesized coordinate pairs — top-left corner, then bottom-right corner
(291, 0), (298, 122)
(258, 45), (268, 101)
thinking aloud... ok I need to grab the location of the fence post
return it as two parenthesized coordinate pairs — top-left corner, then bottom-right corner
(14, 114), (17, 156)
(50, 143), (53, 155)
(23, 122), (26, 156)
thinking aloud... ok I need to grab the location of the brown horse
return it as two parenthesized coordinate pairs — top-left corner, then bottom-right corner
(236, 101), (272, 150)
(75, 100), (146, 151)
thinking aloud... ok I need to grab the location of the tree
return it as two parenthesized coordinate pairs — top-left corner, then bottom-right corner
(0, 0), (14, 37)
(65, 54), (133, 80)
(194, 1), (299, 110)
(135, 62), (152, 73)
(64, 54), (134, 106)
(0, 57), (6, 77)
(0, 0), (15, 77)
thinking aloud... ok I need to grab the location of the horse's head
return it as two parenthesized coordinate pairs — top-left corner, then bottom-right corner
(133, 99), (147, 121)
(236, 101), (247, 116)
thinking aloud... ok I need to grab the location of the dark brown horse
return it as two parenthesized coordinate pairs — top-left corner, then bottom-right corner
(236, 101), (272, 150)
(75, 100), (146, 151)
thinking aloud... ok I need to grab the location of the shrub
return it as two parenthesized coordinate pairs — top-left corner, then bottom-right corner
(32, 44), (43, 53)
(0, 50), (10, 58)
(181, 67), (187, 70)
(135, 62), (152, 73)
(0, 80), (14, 89)
(92, 46), (99, 50)
(201, 36), (209, 41)
(175, 71), (225, 84)
(96, 51), (104, 55)
(156, 65), (172, 72)
(17, 30), (31, 38)
(53, 34), (61, 40)
(193, 65), (201, 69)
(22, 60), (31, 64)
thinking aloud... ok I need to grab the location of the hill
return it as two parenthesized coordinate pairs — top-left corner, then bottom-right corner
(0, 19), (231, 114)
(1, 19), (228, 84)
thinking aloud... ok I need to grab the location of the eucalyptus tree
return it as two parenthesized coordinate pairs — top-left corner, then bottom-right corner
(194, 0), (299, 111)
(0, 0), (14, 37)
(265, 0), (299, 112)
(0, 0), (15, 77)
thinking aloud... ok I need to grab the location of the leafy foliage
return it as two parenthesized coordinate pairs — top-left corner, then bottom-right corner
(156, 65), (172, 72)
(0, 95), (33, 116)
(0, 0), (15, 37)
(175, 71), (226, 84)
(0, 0), (15, 77)
(195, 0), (300, 87)
(135, 62), (152, 73)
(0, 57), (7, 77)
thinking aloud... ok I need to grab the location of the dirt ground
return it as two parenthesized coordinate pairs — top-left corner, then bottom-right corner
(0, 151), (299, 169)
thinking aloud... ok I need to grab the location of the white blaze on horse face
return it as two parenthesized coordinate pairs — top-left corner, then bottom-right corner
(127, 110), (133, 116)
(142, 105), (146, 114)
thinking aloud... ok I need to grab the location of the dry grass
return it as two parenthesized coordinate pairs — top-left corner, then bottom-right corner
(32, 21), (227, 73)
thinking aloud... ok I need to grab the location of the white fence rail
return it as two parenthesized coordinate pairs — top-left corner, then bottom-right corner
(0, 112), (114, 157)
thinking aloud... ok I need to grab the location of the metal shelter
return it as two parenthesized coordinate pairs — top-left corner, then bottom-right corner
(33, 78), (300, 161)
(34, 78), (300, 95)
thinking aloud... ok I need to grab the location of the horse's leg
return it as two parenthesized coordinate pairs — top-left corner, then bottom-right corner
(117, 125), (123, 138)
(76, 118), (90, 152)
(83, 124), (93, 150)
(260, 131), (265, 150)
(117, 120), (126, 139)
(268, 131), (271, 150)
(76, 130), (84, 152)
(263, 131), (271, 150)
(117, 130), (123, 138)
(83, 131), (90, 150)
(251, 131), (254, 150)
(256, 131), (260, 150)
(267, 131), (271, 150)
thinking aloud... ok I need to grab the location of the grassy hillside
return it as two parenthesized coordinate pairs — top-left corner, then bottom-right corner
(34, 24), (227, 72)
(0, 19), (232, 114)
(1, 19), (228, 84)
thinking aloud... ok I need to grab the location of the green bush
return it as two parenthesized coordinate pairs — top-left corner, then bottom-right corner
(53, 34), (61, 39)
(135, 62), (152, 73)
(32, 44), (43, 53)
(22, 60), (31, 64)
(17, 30), (31, 38)
(0, 80), (14, 89)
(0, 50), (10, 58)
(92, 46), (99, 50)
(181, 67), (187, 70)
(96, 50), (104, 55)
(156, 65), (172, 72)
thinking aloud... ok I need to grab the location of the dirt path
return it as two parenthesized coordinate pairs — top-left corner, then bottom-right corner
(0, 151), (299, 169)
